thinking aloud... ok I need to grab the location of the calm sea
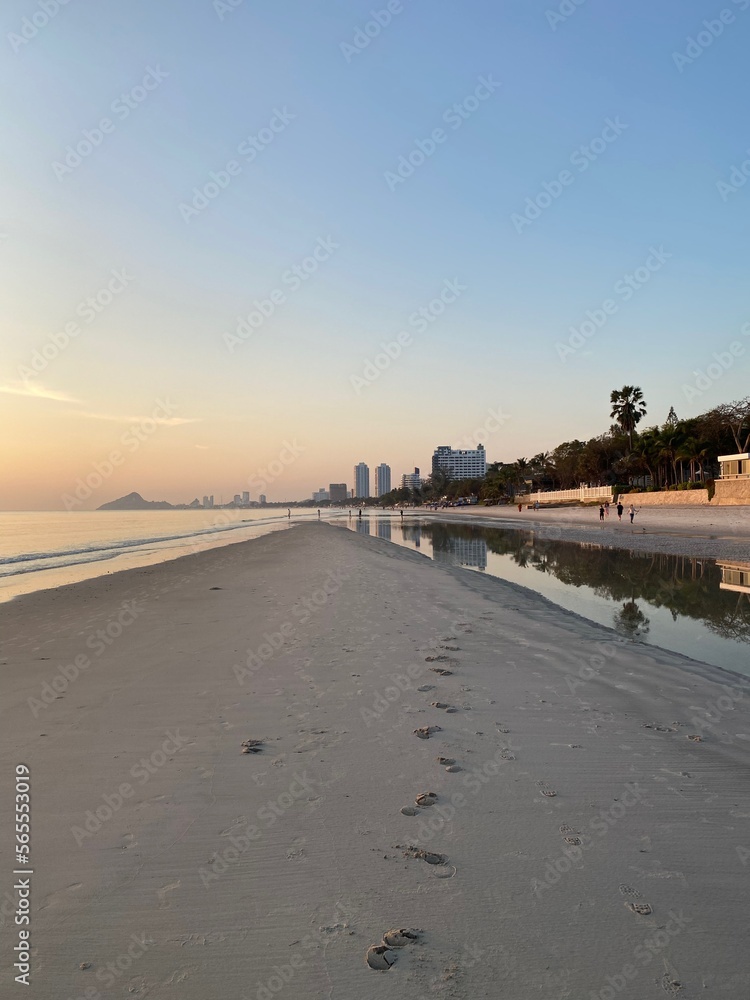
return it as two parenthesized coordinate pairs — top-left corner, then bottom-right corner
(0, 509), (347, 602)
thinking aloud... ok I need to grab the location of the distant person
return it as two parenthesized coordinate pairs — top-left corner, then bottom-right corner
(317, 509), (321, 518)
(358, 508), (362, 518)
(616, 502), (624, 521)
(628, 504), (638, 524)
(599, 504), (605, 521)
(400, 510), (404, 519)
(534, 500), (540, 511)
(604, 501), (610, 518)
(518, 503), (522, 512)
(287, 509), (291, 519)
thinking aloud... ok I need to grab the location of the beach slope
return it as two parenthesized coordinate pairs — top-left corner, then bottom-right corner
(1, 523), (748, 998)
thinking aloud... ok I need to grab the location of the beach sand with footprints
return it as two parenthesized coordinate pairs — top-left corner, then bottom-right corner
(1, 522), (749, 997)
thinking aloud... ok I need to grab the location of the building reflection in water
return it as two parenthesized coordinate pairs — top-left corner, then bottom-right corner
(377, 520), (392, 541)
(432, 537), (488, 571)
(718, 561), (750, 595)
(355, 518), (370, 535)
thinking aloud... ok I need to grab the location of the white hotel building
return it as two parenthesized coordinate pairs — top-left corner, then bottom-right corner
(432, 444), (487, 480)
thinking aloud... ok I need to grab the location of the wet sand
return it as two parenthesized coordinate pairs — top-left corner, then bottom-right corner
(1, 523), (749, 998)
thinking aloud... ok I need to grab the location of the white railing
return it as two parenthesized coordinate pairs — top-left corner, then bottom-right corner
(526, 486), (614, 504)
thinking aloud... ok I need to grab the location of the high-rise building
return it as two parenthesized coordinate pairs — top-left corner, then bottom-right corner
(202, 495), (209, 508)
(233, 494), (242, 505)
(354, 462), (370, 498)
(259, 494), (267, 505)
(375, 463), (391, 497)
(209, 495), (214, 507)
(432, 444), (486, 480)
(401, 467), (422, 490)
(242, 491), (250, 504)
(329, 483), (348, 504)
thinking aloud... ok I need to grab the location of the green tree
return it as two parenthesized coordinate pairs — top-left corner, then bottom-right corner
(610, 386), (647, 451)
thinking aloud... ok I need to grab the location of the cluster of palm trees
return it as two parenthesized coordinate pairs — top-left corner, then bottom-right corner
(386, 389), (749, 505)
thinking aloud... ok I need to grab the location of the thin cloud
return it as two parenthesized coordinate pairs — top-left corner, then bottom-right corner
(0, 381), (80, 403)
(74, 410), (201, 426)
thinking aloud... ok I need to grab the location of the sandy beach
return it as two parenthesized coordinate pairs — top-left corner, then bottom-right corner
(2, 522), (749, 998)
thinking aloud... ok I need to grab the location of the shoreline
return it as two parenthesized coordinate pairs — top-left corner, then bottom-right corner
(1, 524), (749, 997)
(414, 504), (750, 562)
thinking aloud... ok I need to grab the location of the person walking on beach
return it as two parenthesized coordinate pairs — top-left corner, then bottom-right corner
(604, 501), (610, 518)
(400, 510), (404, 519)
(518, 503), (522, 512)
(287, 509), (291, 519)
(628, 504), (638, 524)
(317, 509), (321, 518)
(358, 508), (362, 518)
(599, 504), (605, 521)
(616, 502), (624, 521)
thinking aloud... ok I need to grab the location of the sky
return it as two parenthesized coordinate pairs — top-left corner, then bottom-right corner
(2, 0), (749, 508)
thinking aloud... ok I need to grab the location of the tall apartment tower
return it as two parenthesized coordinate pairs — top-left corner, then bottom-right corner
(354, 462), (370, 498)
(329, 484), (348, 504)
(375, 463), (391, 497)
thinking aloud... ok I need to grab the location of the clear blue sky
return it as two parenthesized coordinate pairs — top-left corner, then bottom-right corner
(2, 0), (749, 506)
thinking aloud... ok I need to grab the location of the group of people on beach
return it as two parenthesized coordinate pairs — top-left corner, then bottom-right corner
(599, 500), (638, 523)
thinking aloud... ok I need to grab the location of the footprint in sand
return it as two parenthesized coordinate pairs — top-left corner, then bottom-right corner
(440, 645), (460, 651)
(537, 781), (557, 797)
(383, 928), (421, 948)
(618, 883), (642, 898)
(365, 929), (421, 971)
(157, 880), (181, 908)
(687, 734), (703, 742)
(445, 764), (462, 772)
(425, 655), (451, 663)
(496, 725), (510, 734)
(120, 833), (137, 850)
(661, 973), (683, 995)
(399, 844), (448, 866)
(440, 636), (457, 641)
(414, 726), (442, 740)
(241, 739), (264, 754)
(430, 701), (452, 710)
(437, 756), (456, 765)
(625, 902), (653, 915)
(417, 684), (435, 692)
(415, 792), (438, 808)
(500, 748), (516, 761)
(366, 945), (397, 970)
(430, 668), (453, 676)
(400, 806), (419, 816)
(563, 835), (582, 846)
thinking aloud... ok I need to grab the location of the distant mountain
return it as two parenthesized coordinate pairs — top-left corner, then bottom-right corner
(97, 491), (175, 511)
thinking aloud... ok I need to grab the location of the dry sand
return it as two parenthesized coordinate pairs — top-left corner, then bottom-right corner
(1, 523), (749, 998)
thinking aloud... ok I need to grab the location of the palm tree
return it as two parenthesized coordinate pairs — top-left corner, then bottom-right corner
(610, 386), (647, 451)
